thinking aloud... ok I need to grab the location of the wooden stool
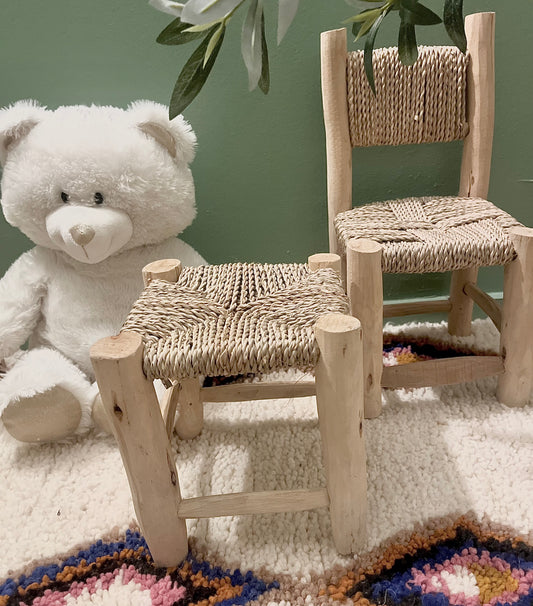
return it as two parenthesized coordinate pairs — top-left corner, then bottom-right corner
(90, 253), (367, 567)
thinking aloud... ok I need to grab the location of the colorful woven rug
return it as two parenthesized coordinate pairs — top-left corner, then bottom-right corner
(2, 517), (532, 605)
(0, 530), (277, 605)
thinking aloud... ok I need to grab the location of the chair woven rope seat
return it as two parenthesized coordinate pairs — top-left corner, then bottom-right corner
(334, 196), (522, 273)
(122, 262), (349, 380)
(347, 46), (469, 147)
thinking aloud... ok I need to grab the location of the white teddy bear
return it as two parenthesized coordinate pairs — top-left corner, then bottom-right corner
(0, 100), (206, 443)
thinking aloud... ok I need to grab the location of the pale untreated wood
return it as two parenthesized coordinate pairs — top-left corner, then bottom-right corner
(347, 238), (383, 418)
(463, 281), (502, 331)
(383, 299), (452, 318)
(90, 331), (188, 567)
(450, 12), (495, 337)
(321, 29), (353, 255)
(308, 252), (342, 274)
(175, 378), (203, 439)
(459, 12), (495, 199)
(497, 226), (533, 406)
(382, 355), (503, 389)
(142, 258), (182, 286)
(449, 267), (478, 336)
(161, 382), (179, 438)
(201, 381), (316, 403)
(178, 488), (329, 518)
(315, 313), (366, 554)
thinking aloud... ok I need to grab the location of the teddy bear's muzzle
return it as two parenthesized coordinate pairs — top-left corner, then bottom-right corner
(45, 205), (133, 264)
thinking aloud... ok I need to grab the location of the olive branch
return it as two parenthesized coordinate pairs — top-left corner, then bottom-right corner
(152, 0), (467, 118)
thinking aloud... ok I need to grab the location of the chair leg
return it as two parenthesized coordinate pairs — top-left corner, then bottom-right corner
(448, 268), (478, 336)
(90, 330), (188, 567)
(315, 313), (367, 555)
(347, 238), (383, 418)
(174, 378), (204, 439)
(497, 227), (533, 406)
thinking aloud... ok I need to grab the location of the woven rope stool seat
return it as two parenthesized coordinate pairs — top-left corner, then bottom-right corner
(122, 262), (349, 381)
(334, 196), (522, 274)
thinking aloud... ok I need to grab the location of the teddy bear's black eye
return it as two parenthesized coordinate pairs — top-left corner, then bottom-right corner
(94, 192), (104, 205)
(60, 192), (69, 203)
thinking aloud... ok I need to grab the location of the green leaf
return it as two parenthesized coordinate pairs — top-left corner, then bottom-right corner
(399, 0), (441, 25)
(355, 14), (380, 41)
(169, 26), (224, 118)
(343, 7), (385, 24)
(352, 20), (363, 38)
(398, 20), (418, 65)
(277, 0), (299, 44)
(184, 20), (222, 32)
(443, 0), (466, 52)
(345, 0), (385, 5)
(259, 11), (270, 93)
(364, 8), (389, 94)
(241, 0), (264, 91)
(181, 0), (243, 26)
(203, 21), (225, 66)
(157, 17), (207, 45)
(348, 8), (380, 40)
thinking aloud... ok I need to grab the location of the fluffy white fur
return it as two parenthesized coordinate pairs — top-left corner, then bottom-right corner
(0, 100), (206, 442)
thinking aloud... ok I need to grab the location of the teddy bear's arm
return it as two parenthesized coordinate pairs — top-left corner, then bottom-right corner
(0, 248), (47, 360)
(165, 237), (207, 267)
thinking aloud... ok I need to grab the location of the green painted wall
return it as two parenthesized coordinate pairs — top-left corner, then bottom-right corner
(0, 0), (531, 301)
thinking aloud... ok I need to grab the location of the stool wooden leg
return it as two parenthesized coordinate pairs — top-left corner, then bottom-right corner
(497, 227), (533, 406)
(315, 313), (367, 554)
(347, 238), (383, 418)
(90, 330), (188, 567)
(174, 378), (204, 439)
(448, 268), (478, 336)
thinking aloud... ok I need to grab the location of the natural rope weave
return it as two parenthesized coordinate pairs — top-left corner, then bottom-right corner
(347, 46), (469, 147)
(122, 263), (348, 381)
(335, 196), (522, 273)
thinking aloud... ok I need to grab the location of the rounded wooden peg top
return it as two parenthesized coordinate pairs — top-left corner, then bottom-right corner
(90, 330), (143, 361)
(347, 238), (382, 255)
(142, 259), (182, 286)
(509, 226), (533, 240)
(308, 253), (342, 273)
(315, 312), (361, 334)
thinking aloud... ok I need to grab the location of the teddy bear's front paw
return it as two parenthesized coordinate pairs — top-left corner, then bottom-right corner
(1, 386), (82, 443)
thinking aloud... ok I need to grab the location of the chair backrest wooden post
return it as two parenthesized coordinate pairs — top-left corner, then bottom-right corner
(321, 29), (353, 254)
(459, 12), (495, 199)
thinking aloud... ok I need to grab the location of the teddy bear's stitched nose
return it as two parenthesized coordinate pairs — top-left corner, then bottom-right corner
(69, 225), (95, 246)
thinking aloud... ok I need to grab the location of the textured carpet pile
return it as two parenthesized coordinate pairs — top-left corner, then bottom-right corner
(1, 319), (532, 605)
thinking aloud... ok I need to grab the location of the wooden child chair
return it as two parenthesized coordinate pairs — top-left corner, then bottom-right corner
(90, 254), (367, 567)
(321, 12), (533, 418)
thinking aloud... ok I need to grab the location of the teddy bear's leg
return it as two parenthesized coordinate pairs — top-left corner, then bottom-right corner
(0, 347), (96, 442)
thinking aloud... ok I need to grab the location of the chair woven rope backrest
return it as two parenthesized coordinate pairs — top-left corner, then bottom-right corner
(346, 46), (469, 147)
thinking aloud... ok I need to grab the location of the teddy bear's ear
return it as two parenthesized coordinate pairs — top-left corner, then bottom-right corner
(127, 100), (196, 164)
(0, 100), (47, 165)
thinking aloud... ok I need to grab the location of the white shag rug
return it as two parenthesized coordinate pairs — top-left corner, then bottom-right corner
(1, 319), (532, 582)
